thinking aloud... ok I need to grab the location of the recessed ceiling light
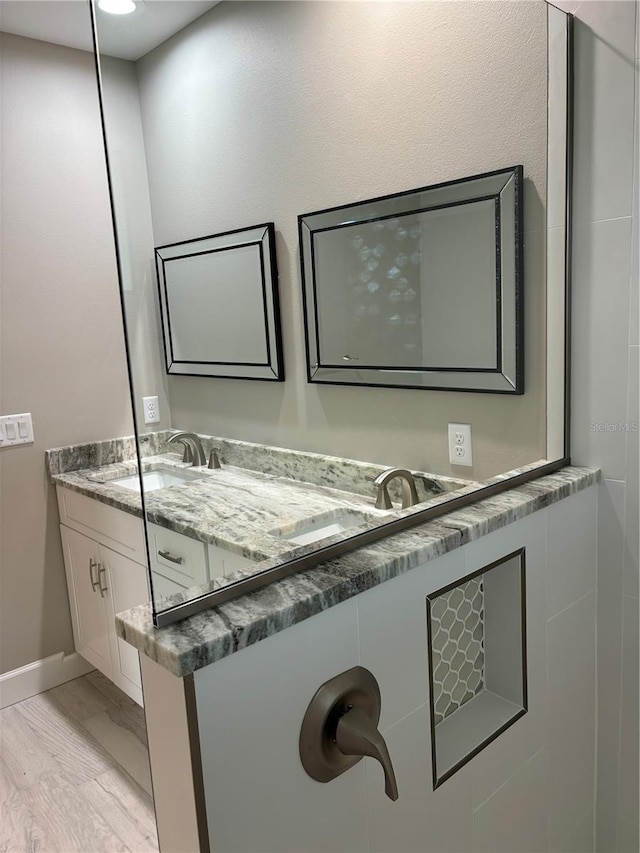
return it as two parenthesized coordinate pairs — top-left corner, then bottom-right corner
(97, 0), (137, 15)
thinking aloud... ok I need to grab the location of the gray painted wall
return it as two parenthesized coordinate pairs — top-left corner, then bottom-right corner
(130, 0), (548, 481)
(0, 33), (132, 674)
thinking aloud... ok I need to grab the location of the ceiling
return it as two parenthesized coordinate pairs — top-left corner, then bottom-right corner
(0, 0), (220, 60)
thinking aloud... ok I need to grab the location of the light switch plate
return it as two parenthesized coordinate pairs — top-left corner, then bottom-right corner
(0, 413), (34, 447)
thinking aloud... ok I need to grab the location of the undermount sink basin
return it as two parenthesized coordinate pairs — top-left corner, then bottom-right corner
(111, 467), (202, 492)
(278, 510), (376, 547)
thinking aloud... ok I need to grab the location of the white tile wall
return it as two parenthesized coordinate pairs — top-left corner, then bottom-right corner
(472, 749), (549, 853)
(623, 344), (639, 599)
(572, 2), (636, 225)
(193, 597), (369, 853)
(596, 480), (625, 850)
(617, 595), (639, 834)
(596, 480), (625, 702)
(547, 591), (597, 852)
(356, 549), (436, 732)
(463, 511), (550, 811)
(568, 1), (639, 849)
(190, 488), (598, 853)
(571, 217), (632, 479)
(546, 483), (597, 617)
(365, 703), (474, 853)
(617, 816), (640, 853)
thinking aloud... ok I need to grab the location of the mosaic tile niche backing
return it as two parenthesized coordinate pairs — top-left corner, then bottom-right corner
(430, 577), (485, 724)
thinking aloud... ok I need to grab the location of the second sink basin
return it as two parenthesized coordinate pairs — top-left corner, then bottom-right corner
(111, 467), (203, 492)
(276, 509), (378, 547)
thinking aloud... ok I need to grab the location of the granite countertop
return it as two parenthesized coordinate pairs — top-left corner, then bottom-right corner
(52, 453), (396, 561)
(114, 465), (600, 678)
(49, 443), (473, 563)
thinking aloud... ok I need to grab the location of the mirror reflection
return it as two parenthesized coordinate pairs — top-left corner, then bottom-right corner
(92, 0), (570, 623)
(300, 166), (523, 392)
(156, 223), (284, 380)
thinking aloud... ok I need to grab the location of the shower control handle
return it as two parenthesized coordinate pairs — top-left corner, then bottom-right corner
(335, 706), (398, 801)
(299, 666), (399, 802)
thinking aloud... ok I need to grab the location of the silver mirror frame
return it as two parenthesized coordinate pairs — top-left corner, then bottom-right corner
(299, 166), (523, 394)
(88, 2), (573, 629)
(156, 222), (284, 381)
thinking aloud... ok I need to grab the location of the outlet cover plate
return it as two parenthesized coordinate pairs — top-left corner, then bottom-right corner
(143, 396), (160, 425)
(448, 423), (473, 466)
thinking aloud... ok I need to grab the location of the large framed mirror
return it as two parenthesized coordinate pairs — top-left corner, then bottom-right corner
(90, 0), (572, 627)
(299, 166), (523, 393)
(156, 222), (284, 380)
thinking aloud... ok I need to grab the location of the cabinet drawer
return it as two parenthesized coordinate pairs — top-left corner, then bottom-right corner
(152, 571), (189, 599)
(57, 487), (146, 564)
(148, 524), (208, 587)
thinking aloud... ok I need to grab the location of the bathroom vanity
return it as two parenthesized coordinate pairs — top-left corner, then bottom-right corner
(47, 430), (471, 705)
(47, 433), (598, 852)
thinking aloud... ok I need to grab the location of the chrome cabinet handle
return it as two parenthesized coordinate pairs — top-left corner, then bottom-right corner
(97, 565), (108, 598)
(89, 558), (100, 592)
(158, 549), (184, 565)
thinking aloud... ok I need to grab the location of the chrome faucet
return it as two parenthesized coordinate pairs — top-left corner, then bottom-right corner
(373, 467), (420, 510)
(167, 432), (207, 467)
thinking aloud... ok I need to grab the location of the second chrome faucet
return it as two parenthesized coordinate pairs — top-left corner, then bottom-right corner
(167, 431), (207, 467)
(374, 467), (419, 510)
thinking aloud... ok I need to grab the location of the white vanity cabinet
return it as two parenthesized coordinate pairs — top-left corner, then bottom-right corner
(57, 487), (148, 705)
(57, 486), (258, 698)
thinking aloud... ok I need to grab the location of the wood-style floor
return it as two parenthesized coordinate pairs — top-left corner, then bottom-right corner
(0, 671), (158, 853)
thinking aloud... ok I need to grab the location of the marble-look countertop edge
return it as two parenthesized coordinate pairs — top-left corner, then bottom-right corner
(115, 466), (600, 678)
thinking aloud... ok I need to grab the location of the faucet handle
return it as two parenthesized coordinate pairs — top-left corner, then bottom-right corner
(299, 666), (399, 802)
(208, 448), (222, 469)
(335, 706), (398, 801)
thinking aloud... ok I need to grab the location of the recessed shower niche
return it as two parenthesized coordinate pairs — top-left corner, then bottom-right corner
(426, 548), (527, 787)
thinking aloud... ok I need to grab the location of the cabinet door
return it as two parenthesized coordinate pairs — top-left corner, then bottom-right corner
(60, 526), (113, 678)
(101, 545), (149, 706)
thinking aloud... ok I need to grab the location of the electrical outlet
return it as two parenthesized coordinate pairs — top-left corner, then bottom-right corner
(143, 396), (160, 425)
(448, 422), (473, 466)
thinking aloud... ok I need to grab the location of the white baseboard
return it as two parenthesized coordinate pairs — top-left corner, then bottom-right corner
(0, 651), (94, 709)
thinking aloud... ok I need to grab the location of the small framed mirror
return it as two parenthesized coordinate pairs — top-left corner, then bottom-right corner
(156, 222), (284, 381)
(299, 167), (523, 394)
